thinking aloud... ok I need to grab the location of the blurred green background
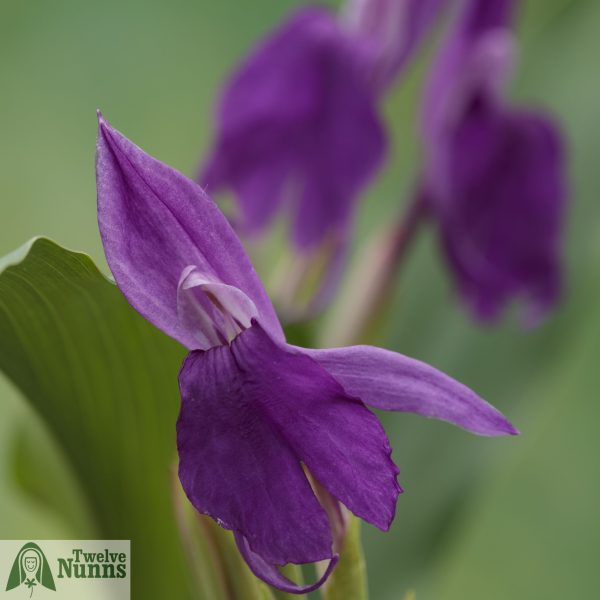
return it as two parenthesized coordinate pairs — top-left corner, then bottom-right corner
(1, 0), (599, 598)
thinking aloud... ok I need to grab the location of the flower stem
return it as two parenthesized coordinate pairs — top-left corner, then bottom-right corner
(321, 189), (426, 347)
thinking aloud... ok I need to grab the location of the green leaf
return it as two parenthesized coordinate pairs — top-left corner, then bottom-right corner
(323, 515), (368, 600)
(0, 237), (192, 598)
(9, 419), (95, 538)
(0, 376), (84, 540)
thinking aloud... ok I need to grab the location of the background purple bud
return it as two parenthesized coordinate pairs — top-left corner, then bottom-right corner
(421, 0), (567, 322)
(202, 7), (386, 252)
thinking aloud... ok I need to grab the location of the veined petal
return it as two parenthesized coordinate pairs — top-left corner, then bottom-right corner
(235, 533), (339, 595)
(177, 340), (332, 565)
(96, 114), (283, 349)
(177, 321), (401, 566)
(302, 345), (518, 436)
(230, 324), (401, 532)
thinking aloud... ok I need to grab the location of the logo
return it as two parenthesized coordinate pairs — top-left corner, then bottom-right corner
(1, 541), (130, 599)
(5, 543), (55, 596)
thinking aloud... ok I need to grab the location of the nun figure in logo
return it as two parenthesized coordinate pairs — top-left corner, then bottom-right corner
(5, 542), (56, 596)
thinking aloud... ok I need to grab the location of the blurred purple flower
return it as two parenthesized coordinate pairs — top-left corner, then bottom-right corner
(202, 7), (385, 253)
(422, 0), (567, 322)
(96, 115), (516, 593)
(201, 3), (453, 315)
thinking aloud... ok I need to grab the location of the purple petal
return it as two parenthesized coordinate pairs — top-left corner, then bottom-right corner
(233, 324), (401, 531)
(463, 0), (515, 34)
(201, 7), (386, 252)
(177, 340), (332, 565)
(302, 345), (518, 436)
(290, 61), (386, 250)
(422, 0), (517, 149)
(235, 533), (339, 595)
(423, 20), (515, 151)
(215, 9), (328, 139)
(431, 99), (566, 321)
(177, 321), (401, 558)
(346, 0), (446, 88)
(96, 114), (283, 349)
(203, 139), (291, 237)
(421, 0), (566, 321)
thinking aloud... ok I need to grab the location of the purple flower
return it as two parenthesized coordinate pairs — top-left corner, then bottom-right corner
(202, 7), (386, 263)
(96, 114), (516, 593)
(422, 0), (567, 322)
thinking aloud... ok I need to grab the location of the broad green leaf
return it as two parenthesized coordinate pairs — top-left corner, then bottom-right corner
(323, 515), (368, 600)
(9, 419), (95, 538)
(0, 237), (192, 598)
(0, 377), (79, 540)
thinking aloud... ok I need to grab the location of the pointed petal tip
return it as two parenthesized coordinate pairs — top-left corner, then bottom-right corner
(96, 110), (111, 140)
(486, 414), (520, 437)
(379, 483), (403, 532)
(96, 111), (116, 139)
(486, 406), (519, 437)
(506, 422), (520, 436)
(303, 345), (521, 439)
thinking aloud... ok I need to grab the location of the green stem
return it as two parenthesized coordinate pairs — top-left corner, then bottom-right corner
(171, 469), (231, 600)
(321, 191), (426, 347)
(322, 515), (368, 600)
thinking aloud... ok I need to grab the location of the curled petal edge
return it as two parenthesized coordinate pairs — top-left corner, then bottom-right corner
(234, 532), (339, 595)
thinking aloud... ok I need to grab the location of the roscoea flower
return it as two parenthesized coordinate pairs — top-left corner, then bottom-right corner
(96, 114), (517, 593)
(201, 7), (386, 311)
(421, 0), (567, 322)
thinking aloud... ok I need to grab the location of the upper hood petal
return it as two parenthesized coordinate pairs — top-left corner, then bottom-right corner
(95, 114), (283, 348)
